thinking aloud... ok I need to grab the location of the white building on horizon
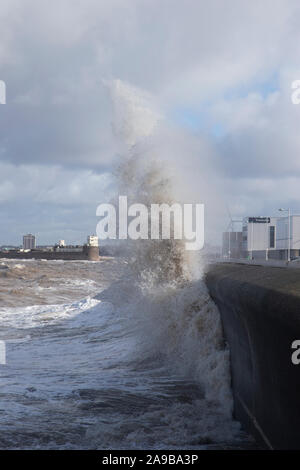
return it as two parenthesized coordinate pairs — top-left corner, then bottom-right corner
(23, 234), (36, 250)
(241, 215), (300, 260)
(275, 215), (300, 251)
(242, 216), (277, 257)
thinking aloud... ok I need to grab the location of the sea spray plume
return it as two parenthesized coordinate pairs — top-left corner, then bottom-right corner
(109, 79), (162, 148)
(109, 79), (187, 284)
(106, 79), (236, 425)
(115, 151), (187, 285)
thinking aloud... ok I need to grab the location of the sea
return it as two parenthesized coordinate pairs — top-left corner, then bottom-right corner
(0, 255), (255, 450)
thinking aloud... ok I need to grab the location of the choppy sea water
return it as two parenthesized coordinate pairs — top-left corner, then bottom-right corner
(0, 257), (254, 449)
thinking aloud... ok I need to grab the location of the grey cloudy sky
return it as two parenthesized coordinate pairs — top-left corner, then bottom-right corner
(1, 0), (300, 245)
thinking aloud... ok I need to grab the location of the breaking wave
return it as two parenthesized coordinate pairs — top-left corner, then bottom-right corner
(0, 80), (253, 450)
(83, 79), (246, 447)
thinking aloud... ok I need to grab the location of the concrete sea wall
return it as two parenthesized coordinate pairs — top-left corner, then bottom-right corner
(0, 246), (100, 261)
(205, 263), (300, 449)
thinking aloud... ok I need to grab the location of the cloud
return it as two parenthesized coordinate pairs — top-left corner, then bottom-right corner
(1, 0), (300, 243)
(0, 161), (112, 204)
(0, 161), (113, 244)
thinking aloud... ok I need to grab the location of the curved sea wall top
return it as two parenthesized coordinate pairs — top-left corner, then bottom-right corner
(205, 262), (300, 450)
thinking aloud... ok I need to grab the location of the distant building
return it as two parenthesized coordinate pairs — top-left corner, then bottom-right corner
(242, 217), (277, 259)
(23, 234), (36, 250)
(87, 235), (99, 247)
(222, 231), (243, 258)
(273, 214), (300, 260)
(58, 240), (66, 247)
(240, 215), (300, 260)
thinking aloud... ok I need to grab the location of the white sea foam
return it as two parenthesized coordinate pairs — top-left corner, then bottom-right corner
(0, 297), (100, 329)
(13, 264), (26, 270)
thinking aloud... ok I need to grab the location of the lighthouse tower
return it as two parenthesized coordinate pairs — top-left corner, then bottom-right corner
(86, 235), (100, 261)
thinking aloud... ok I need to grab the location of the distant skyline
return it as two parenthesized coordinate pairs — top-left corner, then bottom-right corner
(0, 229), (98, 247)
(2, 1), (300, 245)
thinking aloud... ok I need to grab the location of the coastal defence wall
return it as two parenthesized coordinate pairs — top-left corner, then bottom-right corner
(205, 263), (300, 449)
(0, 246), (100, 261)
